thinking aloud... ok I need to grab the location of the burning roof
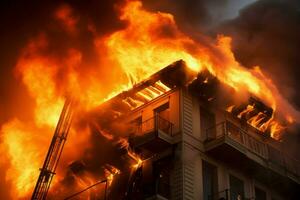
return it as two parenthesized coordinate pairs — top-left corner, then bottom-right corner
(91, 59), (286, 141)
(93, 60), (195, 114)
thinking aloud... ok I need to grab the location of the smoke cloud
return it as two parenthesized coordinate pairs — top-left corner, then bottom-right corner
(143, 0), (300, 153)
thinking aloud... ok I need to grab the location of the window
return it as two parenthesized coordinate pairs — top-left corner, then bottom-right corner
(200, 107), (216, 139)
(255, 187), (266, 200)
(154, 102), (170, 120)
(203, 161), (218, 200)
(229, 175), (244, 200)
(154, 103), (171, 134)
(153, 157), (171, 198)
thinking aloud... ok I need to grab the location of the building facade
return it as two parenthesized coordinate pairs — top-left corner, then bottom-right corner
(104, 61), (300, 200)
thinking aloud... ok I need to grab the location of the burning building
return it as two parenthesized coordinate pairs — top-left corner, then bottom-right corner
(82, 60), (299, 200)
(1, 1), (300, 200)
(33, 60), (299, 199)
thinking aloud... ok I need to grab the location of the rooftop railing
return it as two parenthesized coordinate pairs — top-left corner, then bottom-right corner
(206, 121), (300, 179)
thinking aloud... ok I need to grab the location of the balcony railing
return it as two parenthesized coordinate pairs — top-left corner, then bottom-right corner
(208, 189), (253, 200)
(206, 121), (300, 179)
(131, 115), (176, 137)
(143, 181), (170, 199)
(207, 189), (229, 200)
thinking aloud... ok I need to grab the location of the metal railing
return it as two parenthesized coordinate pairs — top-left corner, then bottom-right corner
(131, 115), (175, 137)
(206, 121), (268, 158)
(208, 188), (254, 200)
(204, 189), (255, 200)
(206, 121), (300, 178)
(143, 181), (171, 199)
(207, 189), (229, 200)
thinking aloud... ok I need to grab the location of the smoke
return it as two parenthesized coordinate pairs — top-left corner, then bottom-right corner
(216, 0), (300, 108)
(142, 0), (300, 149)
(142, 0), (300, 108)
(214, 0), (300, 154)
(142, 0), (257, 33)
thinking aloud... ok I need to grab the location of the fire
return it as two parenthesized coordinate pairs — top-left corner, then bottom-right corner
(72, 173), (96, 197)
(104, 165), (120, 186)
(226, 104), (285, 139)
(104, 0), (202, 84)
(0, 120), (50, 197)
(104, 0), (299, 132)
(226, 105), (235, 113)
(103, 0), (299, 125)
(0, 0), (299, 199)
(128, 151), (143, 169)
(118, 138), (143, 169)
(237, 105), (255, 119)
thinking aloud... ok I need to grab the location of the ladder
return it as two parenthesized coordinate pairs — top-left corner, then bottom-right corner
(31, 97), (75, 200)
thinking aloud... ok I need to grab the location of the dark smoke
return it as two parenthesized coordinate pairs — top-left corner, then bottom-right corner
(143, 0), (300, 155)
(142, 0), (300, 109)
(214, 0), (300, 155)
(216, 0), (300, 109)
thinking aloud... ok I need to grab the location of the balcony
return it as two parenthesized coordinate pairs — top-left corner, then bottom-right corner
(207, 189), (254, 200)
(204, 121), (300, 194)
(129, 115), (179, 154)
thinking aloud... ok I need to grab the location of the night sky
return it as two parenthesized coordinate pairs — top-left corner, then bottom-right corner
(0, 0), (300, 199)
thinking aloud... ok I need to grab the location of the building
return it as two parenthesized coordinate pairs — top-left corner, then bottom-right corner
(97, 60), (300, 200)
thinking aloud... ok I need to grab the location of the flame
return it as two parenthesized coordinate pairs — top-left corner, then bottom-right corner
(103, 0), (298, 129)
(104, 1), (275, 112)
(228, 103), (286, 139)
(226, 105), (235, 113)
(118, 138), (143, 169)
(1, 0), (299, 198)
(237, 105), (255, 119)
(247, 112), (266, 127)
(104, 165), (120, 186)
(128, 151), (143, 169)
(104, 0), (202, 84)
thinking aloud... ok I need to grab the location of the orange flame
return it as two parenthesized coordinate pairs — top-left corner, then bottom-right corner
(227, 103), (286, 139)
(1, 0), (299, 198)
(118, 138), (143, 169)
(104, 165), (120, 186)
